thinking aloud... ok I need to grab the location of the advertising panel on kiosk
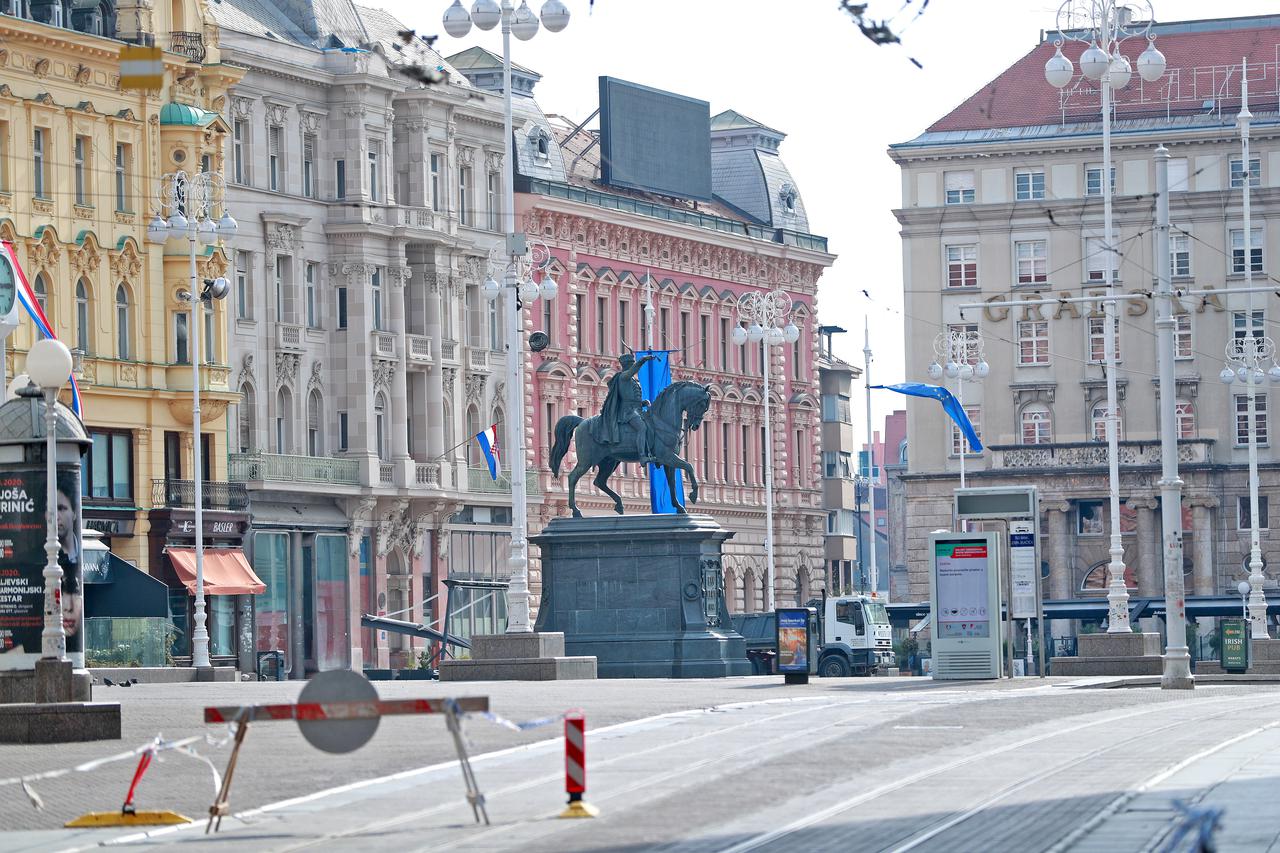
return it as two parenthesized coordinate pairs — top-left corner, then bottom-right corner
(928, 531), (1001, 680)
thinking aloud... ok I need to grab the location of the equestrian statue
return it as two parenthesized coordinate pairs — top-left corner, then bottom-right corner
(549, 352), (712, 518)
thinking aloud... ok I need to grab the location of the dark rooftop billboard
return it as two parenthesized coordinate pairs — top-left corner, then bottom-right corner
(598, 76), (712, 202)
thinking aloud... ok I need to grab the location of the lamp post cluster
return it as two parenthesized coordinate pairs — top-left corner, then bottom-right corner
(147, 169), (236, 669)
(1044, 0), (1166, 635)
(444, 0), (568, 633)
(927, 328), (988, 489)
(730, 289), (800, 613)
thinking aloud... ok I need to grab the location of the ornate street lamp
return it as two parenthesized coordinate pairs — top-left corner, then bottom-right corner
(926, 329), (988, 489)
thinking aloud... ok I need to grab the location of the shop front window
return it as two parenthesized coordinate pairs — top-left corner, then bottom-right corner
(314, 534), (350, 671)
(254, 532), (290, 666)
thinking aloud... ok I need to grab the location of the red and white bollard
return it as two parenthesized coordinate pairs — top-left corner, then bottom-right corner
(558, 713), (598, 818)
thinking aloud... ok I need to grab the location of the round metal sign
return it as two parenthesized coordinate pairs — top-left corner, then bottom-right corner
(296, 669), (380, 754)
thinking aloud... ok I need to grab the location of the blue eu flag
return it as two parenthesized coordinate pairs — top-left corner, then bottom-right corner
(637, 350), (683, 514)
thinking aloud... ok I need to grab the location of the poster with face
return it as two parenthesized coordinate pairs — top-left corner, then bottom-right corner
(0, 466), (83, 669)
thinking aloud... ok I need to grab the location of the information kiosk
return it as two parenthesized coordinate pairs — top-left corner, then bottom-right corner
(928, 531), (1002, 680)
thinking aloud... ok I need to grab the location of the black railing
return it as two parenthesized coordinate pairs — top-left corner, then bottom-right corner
(152, 479), (248, 511)
(168, 31), (206, 63)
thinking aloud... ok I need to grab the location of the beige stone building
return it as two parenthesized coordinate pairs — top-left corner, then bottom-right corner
(891, 14), (1280, 622)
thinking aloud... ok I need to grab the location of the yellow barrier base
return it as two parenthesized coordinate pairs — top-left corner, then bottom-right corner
(557, 800), (600, 819)
(65, 810), (191, 828)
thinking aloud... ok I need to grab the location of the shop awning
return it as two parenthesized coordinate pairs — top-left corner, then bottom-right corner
(167, 548), (266, 596)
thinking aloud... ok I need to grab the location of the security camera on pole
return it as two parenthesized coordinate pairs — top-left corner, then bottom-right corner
(148, 169), (237, 671)
(1044, 0), (1166, 635)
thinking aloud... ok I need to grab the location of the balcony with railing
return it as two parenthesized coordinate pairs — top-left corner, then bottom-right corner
(167, 31), (206, 62)
(415, 462), (441, 488)
(379, 463), (395, 485)
(467, 347), (490, 372)
(277, 323), (304, 353)
(391, 206), (452, 235)
(439, 339), (459, 363)
(407, 334), (433, 364)
(372, 330), (397, 359)
(467, 466), (541, 495)
(151, 479), (248, 511)
(988, 438), (1214, 470)
(228, 453), (360, 486)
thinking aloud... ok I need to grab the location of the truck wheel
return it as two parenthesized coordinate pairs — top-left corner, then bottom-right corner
(820, 656), (851, 678)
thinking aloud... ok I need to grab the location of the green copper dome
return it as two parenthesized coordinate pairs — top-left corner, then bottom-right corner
(159, 102), (217, 127)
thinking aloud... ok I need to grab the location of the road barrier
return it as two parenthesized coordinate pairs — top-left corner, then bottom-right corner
(559, 713), (598, 818)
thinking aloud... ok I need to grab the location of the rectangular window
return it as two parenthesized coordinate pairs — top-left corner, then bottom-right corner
(1229, 156), (1261, 189)
(488, 298), (499, 350)
(33, 128), (48, 198)
(368, 141), (381, 202)
(680, 311), (690, 352)
(1176, 401), (1195, 439)
(1171, 232), (1191, 277)
(303, 134), (316, 198)
(1085, 164), (1116, 197)
(371, 267), (383, 331)
(1015, 240), (1047, 285)
(951, 405), (981, 455)
(619, 300), (629, 351)
(83, 430), (134, 502)
(742, 425), (752, 485)
(274, 255), (287, 322)
(74, 135), (88, 205)
(719, 317), (729, 370)
(700, 315), (710, 367)
(335, 159), (346, 200)
(235, 251), (249, 320)
(1233, 310), (1264, 341)
(946, 244), (977, 288)
(204, 306), (215, 364)
(1230, 227), (1264, 274)
(1088, 315), (1120, 363)
(458, 166), (471, 226)
(233, 119), (246, 184)
(822, 394), (852, 423)
(174, 311), (190, 365)
(1017, 320), (1050, 365)
(1015, 168), (1045, 201)
(430, 153), (441, 211)
(541, 299), (553, 348)
(943, 170), (975, 204)
(1235, 393), (1268, 446)
(822, 451), (853, 479)
(574, 294), (585, 347)
(268, 125), (282, 191)
(721, 422), (731, 483)
(337, 287), (348, 329)
(487, 171), (500, 231)
(1085, 236), (1110, 282)
(1238, 495), (1269, 530)
(0, 121), (9, 193)
(114, 143), (130, 212)
(1168, 157), (1189, 192)
(949, 323), (980, 364)
(660, 307), (670, 347)
(1174, 313), (1192, 359)
(338, 412), (349, 451)
(596, 296), (607, 352)
(305, 262), (317, 328)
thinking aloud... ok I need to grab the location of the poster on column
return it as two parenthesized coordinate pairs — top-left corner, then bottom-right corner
(0, 467), (84, 669)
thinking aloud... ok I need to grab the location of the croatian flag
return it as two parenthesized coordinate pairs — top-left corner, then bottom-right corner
(2, 241), (82, 417)
(475, 423), (500, 481)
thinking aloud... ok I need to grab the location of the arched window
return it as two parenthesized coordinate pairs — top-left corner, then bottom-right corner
(75, 278), (91, 353)
(275, 387), (292, 454)
(374, 393), (388, 459)
(115, 283), (131, 359)
(307, 389), (323, 456)
(1091, 402), (1123, 442)
(491, 407), (505, 469)
(1175, 399), (1196, 439)
(1080, 561), (1137, 592)
(1020, 404), (1053, 445)
(33, 272), (49, 317)
(795, 569), (811, 607)
(465, 405), (480, 466)
(238, 383), (256, 453)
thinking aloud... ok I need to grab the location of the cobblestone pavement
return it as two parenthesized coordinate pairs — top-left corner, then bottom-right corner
(2, 676), (1278, 852)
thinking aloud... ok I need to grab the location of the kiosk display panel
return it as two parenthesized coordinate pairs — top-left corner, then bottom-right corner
(928, 531), (1002, 680)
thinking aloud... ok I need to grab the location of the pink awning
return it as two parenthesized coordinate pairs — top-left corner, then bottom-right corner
(167, 548), (266, 596)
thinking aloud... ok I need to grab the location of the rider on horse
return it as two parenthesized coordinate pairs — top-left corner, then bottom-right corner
(593, 352), (657, 465)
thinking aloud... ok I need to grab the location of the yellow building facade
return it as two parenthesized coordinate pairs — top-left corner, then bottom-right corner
(0, 3), (243, 581)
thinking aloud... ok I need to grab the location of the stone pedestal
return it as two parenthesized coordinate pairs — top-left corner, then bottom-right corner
(1249, 637), (1280, 674)
(438, 632), (597, 681)
(1051, 632), (1163, 676)
(0, 663), (120, 743)
(530, 514), (750, 678)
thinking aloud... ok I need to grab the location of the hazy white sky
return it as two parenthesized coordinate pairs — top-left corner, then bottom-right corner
(379, 0), (1279, 448)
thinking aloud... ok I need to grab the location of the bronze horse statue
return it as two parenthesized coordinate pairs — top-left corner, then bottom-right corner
(549, 380), (712, 518)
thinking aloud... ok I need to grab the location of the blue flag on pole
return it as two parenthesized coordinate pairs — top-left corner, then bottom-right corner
(637, 350), (683, 513)
(874, 382), (983, 452)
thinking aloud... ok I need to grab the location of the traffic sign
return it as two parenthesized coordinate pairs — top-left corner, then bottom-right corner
(297, 669), (379, 754)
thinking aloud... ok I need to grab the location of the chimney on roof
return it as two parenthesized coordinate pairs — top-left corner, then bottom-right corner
(1115, 7), (1133, 27)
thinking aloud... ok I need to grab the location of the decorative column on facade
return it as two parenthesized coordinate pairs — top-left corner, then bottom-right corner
(1129, 495), (1161, 598)
(1046, 501), (1073, 602)
(388, 262), (412, 481)
(1189, 496), (1218, 596)
(422, 267), (447, 459)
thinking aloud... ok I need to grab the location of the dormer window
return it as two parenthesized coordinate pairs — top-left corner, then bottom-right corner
(532, 130), (550, 160)
(780, 183), (798, 214)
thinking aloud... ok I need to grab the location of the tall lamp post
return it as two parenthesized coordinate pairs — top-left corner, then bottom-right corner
(27, 337), (74, 661)
(731, 289), (800, 612)
(1044, 0), (1166, 633)
(862, 317), (880, 598)
(147, 169), (236, 669)
(926, 328), (988, 489)
(445, 0), (569, 634)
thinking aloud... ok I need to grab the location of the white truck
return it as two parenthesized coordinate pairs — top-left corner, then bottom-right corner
(732, 593), (896, 676)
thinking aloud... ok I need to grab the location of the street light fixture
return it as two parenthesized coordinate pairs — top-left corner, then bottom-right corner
(26, 337), (73, 661)
(731, 288), (800, 612)
(444, 0), (569, 634)
(927, 329), (988, 489)
(1044, 0), (1165, 635)
(148, 169), (235, 669)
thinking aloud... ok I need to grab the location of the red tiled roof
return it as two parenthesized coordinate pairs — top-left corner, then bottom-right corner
(928, 19), (1280, 133)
